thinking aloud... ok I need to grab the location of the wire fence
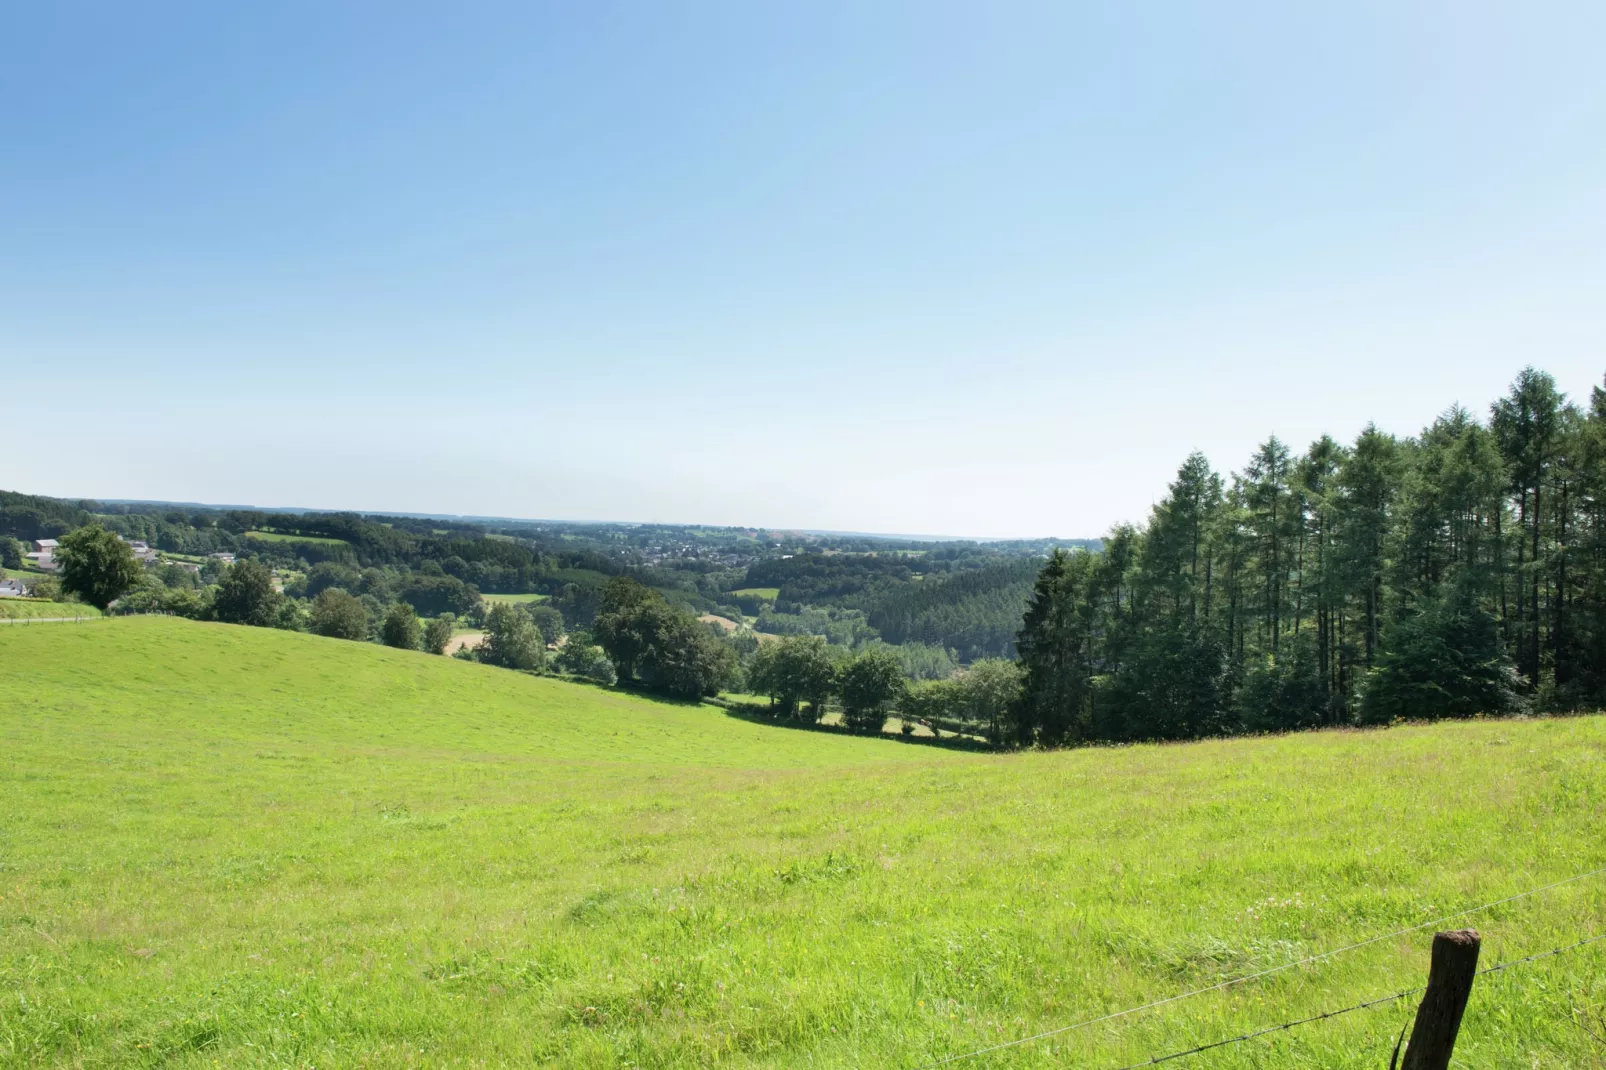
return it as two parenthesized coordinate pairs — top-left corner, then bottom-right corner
(1106, 931), (1606, 1070)
(913, 863), (1606, 1069)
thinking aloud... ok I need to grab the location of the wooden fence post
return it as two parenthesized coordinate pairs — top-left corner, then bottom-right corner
(1401, 929), (1481, 1070)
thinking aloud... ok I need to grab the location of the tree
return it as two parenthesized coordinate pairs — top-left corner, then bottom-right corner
(0, 536), (20, 570)
(1333, 426), (1402, 669)
(304, 562), (361, 599)
(312, 588), (369, 640)
(398, 575), (480, 617)
(55, 525), (141, 609)
(1241, 437), (1296, 653)
(478, 602), (546, 671)
(110, 585), (208, 619)
(592, 578), (660, 681)
(423, 616), (454, 655)
(1014, 549), (1095, 745)
(592, 577), (735, 697)
(1492, 367), (1566, 686)
(959, 658), (1024, 744)
(1234, 632), (1327, 733)
(1100, 626), (1227, 740)
(382, 603), (422, 650)
(551, 582), (603, 629)
(555, 630), (618, 684)
(637, 614), (737, 698)
(212, 559), (282, 626)
(900, 677), (963, 730)
(527, 603), (565, 645)
(751, 635), (839, 719)
(1358, 580), (1524, 723)
(745, 641), (782, 706)
(838, 648), (905, 732)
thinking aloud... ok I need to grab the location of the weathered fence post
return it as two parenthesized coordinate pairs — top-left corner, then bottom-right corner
(1401, 929), (1481, 1070)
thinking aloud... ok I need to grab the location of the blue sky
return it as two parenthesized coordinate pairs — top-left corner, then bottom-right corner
(4, 2), (1604, 537)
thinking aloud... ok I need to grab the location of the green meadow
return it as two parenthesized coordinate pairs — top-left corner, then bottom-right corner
(243, 530), (350, 547)
(481, 592), (551, 605)
(728, 587), (779, 601)
(0, 618), (1602, 1068)
(0, 600), (101, 621)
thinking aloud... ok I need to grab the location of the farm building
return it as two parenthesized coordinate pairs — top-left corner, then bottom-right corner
(26, 539), (61, 572)
(120, 537), (159, 563)
(0, 578), (27, 597)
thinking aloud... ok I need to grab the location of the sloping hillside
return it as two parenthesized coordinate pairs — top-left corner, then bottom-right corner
(0, 617), (1602, 1067)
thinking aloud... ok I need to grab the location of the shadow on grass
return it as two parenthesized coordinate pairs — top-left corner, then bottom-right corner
(557, 675), (999, 751)
(706, 697), (1000, 752)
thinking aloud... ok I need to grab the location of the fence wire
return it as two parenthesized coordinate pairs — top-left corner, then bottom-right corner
(912, 863), (1606, 1068)
(1105, 930), (1606, 1069)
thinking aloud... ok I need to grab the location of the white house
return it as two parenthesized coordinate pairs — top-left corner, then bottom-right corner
(0, 578), (26, 598)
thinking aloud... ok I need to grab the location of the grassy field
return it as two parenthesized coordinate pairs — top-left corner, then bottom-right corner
(0, 599), (101, 620)
(0, 618), (1602, 1068)
(728, 587), (779, 601)
(244, 530), (350, 547)
(482, 592), (550, 605)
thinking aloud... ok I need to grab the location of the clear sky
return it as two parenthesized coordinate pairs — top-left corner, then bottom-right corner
(4, 2), (1604, 538)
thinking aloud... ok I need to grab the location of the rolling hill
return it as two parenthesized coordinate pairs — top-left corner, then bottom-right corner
(0, 617), (1602, 1067)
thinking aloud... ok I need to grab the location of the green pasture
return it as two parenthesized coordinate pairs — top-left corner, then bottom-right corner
(482, 592), (550, 604)
(728, 587), (780, 600)
(0, 599), (101, 620)
(244, 530), (350, 547)
(0, 617), (1602, 1068)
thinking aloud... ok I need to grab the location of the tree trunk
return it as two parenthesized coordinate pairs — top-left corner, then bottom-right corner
(1532, 477), (1542, 683)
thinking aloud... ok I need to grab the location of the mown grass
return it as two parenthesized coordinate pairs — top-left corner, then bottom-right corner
(482, 593), (550, 605)
(0, 618), (1602, 1068)
(0, 600), (101, 620)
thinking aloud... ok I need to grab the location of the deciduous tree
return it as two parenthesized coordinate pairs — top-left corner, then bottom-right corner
(312, 588), (369, 641)
(212, 559), (282, 627)
(381, 603), (422, 650)
(56, 525), (140, 609)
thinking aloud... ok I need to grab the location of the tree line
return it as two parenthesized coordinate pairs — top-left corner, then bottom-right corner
(1013, 367), (1606, 745)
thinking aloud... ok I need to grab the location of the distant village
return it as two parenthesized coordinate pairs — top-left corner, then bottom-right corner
(0, 536), (236, 599)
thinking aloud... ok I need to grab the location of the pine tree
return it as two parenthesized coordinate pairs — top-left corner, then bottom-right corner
(1013, 549), (1093, 745)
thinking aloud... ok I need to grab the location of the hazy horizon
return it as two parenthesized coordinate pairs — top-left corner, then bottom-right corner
(24, 493), (1086, 544)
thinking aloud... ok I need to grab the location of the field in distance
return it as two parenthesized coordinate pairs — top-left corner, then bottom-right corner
(481, 592), (551, 604)
(0, 618), (1602, 1067)
(243, 529), (350, 546)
